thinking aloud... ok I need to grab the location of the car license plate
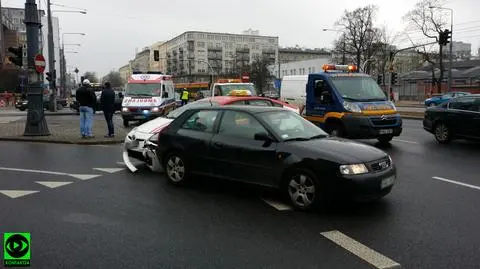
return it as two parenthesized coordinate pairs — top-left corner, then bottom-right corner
(381, 176), (395, 189)
(379, 129), (393, 135)
(134, 116), (145, 119)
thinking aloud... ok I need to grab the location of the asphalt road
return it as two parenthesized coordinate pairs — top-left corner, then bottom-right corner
(0, 119), (479, 269)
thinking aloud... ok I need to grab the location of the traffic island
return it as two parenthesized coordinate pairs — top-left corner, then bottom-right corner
(0, 115), (129, 145)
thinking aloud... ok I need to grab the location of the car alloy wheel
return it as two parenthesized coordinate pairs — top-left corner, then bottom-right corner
(165, 155), (186, 183)
(434, 123), (451, 144)
(288, 173), (316, 210)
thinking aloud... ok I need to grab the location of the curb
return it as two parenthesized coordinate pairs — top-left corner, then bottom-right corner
(0, 137), (124, 145)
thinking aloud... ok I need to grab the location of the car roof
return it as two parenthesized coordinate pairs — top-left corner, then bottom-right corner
(208, 96), (276, 105)
(195, 105), (288, 114)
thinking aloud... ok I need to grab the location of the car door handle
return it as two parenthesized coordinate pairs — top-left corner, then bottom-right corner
(213, 142), (224, 148)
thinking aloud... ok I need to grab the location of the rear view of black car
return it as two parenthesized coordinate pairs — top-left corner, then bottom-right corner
(423, 94), (480, 144)
(155, 106), (396, 210)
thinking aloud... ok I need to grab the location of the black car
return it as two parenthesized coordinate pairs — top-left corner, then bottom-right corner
(155, 106), (396, 210)
(423, 94), (480, 144)
(15, 98), (67, 111)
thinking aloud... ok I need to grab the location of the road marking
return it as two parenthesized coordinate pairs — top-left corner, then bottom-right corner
(0, 190), (39, 199)
(261, 198), (293, 211)
(0, 166), (101, 180)
(93, 168), (125, 173)
(35, 181), (73, 189)
(117, 161), (125, 165)
(392, 139), (418, 144)
(321, 230), (401, 269)
(432, 176), (480, 191)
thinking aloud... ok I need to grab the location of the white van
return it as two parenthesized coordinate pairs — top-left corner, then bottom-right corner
(280, 75), (308, 113)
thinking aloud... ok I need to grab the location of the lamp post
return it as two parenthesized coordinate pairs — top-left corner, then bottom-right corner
(430, 6), (453, 91)
(323, 28), (346, 64)
(60, 33), (85, 99)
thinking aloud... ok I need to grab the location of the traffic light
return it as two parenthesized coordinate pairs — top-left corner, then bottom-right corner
(377, 74), (383, 85)
(444, 29), (451, 45)
(7, 46), (23, 67)
(153, 50), (159, 61)
(391, 72), (398, 85)
(46, 72), (53, 82)
(439, 29), (452, 45)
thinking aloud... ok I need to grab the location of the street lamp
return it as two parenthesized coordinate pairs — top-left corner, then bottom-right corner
(323, 28), (346, 64)
(429, 6), (453, 91)
(60, 33), (85, 98)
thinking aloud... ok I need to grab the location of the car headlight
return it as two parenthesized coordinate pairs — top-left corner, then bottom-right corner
(152, 107), (160, 112)
(343, 101), (362, 113)
(389, 101), (397, 111)
(149, 133), (159, 142)
(122, 107), (129, 112)
(339, 164), (369, 175)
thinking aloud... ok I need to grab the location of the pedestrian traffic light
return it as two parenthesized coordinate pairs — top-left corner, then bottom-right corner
(391, 72), (398, 85)
(153, 50), (159, 61)
(7, 46), (23, 67)
(377, 74), (383, 85)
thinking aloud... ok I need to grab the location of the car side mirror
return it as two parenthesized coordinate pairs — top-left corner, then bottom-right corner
(254, 132), (272, 141)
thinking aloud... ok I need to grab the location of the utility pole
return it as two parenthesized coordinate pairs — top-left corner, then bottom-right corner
(46, 0), (57, 112)
(23, 0), (50, 136)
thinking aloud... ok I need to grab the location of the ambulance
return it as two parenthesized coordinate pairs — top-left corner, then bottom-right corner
(211, 79), (257, 97)
(282, 64), (403, 144)
(121, 72), (176, 127)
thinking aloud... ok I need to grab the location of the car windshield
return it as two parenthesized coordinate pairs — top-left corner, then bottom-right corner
(220, 84), (257, 96)
(258, 110), (328, 141)
(126, 83), (161, 97)
(165, 99), (218, 119)
(331, 76), (386, 101)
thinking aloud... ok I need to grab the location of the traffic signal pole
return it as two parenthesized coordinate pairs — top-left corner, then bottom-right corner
(23, 0), (50, 136)
(46, 0), (57, 112)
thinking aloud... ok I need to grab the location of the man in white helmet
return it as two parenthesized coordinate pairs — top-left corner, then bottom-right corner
(75, 79), (97, 138)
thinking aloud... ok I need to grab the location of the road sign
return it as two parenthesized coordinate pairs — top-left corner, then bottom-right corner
(34, 54), (46, 73)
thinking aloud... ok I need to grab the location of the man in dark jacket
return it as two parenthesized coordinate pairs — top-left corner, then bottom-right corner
(100, 81), (116, 137)
(76, 79), (97, 138)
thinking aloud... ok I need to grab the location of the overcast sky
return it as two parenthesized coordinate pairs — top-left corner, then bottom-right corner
(5, 0), (480, 77)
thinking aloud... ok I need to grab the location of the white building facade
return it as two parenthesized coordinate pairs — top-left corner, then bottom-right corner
(269, 57), (332, 79)
(164, 31), (279, 80)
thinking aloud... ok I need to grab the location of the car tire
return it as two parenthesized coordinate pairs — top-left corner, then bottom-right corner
(19, 108), (26, 111)
(284, 168), (322, 211)
(429, 103), (436, 107)
(327, 122), (345, 137)
(57, 104), (63, 110)
(378, 135), (394, 144)
(123, 119), (129, 127)
(434, 122), (452, 144)
(163, 152), (190, 185)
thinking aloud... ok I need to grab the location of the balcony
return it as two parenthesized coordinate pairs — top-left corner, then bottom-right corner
(236, 48), (249, 53)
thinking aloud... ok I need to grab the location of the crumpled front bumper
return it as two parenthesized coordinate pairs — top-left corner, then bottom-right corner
(123, 131), (163, 173)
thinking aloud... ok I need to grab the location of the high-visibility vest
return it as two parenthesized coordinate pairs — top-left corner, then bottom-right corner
(181, 91), (189, 100)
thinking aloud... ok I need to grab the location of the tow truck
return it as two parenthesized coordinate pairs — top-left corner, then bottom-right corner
(121, 72), (177, 127)
(212, 79), (257, 97)
(281, 64), (403, 144)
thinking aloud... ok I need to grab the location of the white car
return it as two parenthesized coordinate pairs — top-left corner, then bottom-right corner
(123, 99), (217, 172)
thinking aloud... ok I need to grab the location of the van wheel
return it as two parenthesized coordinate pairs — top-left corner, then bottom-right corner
(327, 123), (345, 137)
(123, 119), (129, 127)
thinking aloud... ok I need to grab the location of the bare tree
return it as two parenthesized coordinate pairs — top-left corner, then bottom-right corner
(248, 55), (274, 94)
(404, 0), (447, 93)
(82, 71), (99, 83)
(102, 71), (125, 88)
(334, 5), (380, 68)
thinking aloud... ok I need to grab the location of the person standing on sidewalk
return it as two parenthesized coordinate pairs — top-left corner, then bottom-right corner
(76, 79), (96, 138)
(100, 81), (116, 138)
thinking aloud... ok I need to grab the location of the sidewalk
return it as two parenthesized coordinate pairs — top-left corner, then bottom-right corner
(395, 100), (425, 108)
(0, 107), (76, 116)
(0, 115), (129, 144)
